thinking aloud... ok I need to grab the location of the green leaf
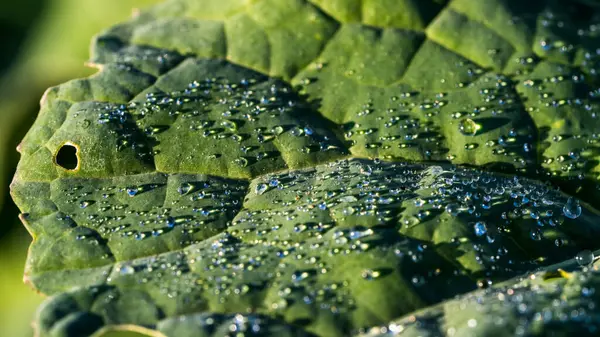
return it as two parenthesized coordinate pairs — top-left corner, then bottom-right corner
(11, 0), (600, 336)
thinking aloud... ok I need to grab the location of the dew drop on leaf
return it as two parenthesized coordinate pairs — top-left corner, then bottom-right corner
(445, 203), (460, 216)
(576, 250), (595, 266)
(292, 271), (310, 282)
(269, 178), (279, 187)
(290, 126), (304, 136)
(255, 183), (268, 195)
(459, 118), (481, 136)
(126, 187), (139, 197)
(530, 228), (542, 241)
(361, 269), (381, 280)
(563, 197), (582, 219)
(235, 157), (249, 167)
(474, 221), (487, 236)
(342, 206), (355, 216)
(178, 182), (194, 195)
(119, 265), (135, 275)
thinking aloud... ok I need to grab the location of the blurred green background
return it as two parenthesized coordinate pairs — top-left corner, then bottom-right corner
(0, 1), (160, 336)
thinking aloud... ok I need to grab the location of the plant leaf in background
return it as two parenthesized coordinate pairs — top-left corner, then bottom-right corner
(10, 0), (600, 336)
(0, 1), (160, 337)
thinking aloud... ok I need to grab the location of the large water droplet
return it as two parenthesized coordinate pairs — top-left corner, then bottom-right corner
(178, 182), (194, 195)
(349, 228), (374, 240)
(474, 221), (487, 236)
(126, 187), (139, 197)
(563, 197), (582, 219)
(445, 203), (460, 216)
(459, 118), (481, 136)
(255, 183), (268, 195)
(576, 250), (595, 266)
(414, 198), (425, 207)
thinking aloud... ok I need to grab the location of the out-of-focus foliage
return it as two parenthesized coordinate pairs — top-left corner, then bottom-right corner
(0, 230), (43, 337)
(0, 1), (161, 337)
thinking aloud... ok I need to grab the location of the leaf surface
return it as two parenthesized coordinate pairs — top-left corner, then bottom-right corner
(12, 0), (600, 336)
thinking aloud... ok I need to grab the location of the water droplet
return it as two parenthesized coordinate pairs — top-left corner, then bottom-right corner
(292, 271), (311, 282)
(576, 250), (595, 266)
(272, 125), (284, 135)
(221, 120), (238, 131)
(361, 269), (381, 280)
(79, 200), (93, 208)
(563, 197), (582, 219)
(290, 127), (304, 137)
(474, 221), (487, 236)
(178, 182), (194, 195)
(119, 265), (135, 275)
(255, 183), (268, 195)
(445, 203), (460, 216)
(166, 217), (176, 228)
(126, 187), (139, 197)
(269, 178), (279, 187)
(459, 118), (481, 136)
(235, 157), (249, 167)
(349, 228), (374, 240)
(530, 228), (542, 241)
(342, 206), (355, 216)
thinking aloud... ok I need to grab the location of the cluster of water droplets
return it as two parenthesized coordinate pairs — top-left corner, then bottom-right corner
(515, 60), (600, 186)
(324, 65), (537, 172)
(362, 258), (600, 337)
(159, 312), (305, 337)
(96, 76), (342, 172)
(57, 158), (592, 336)
(60, 174), (247, 250)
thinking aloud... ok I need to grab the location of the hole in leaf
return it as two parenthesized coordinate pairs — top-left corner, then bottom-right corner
(55, 143), (79, 170)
